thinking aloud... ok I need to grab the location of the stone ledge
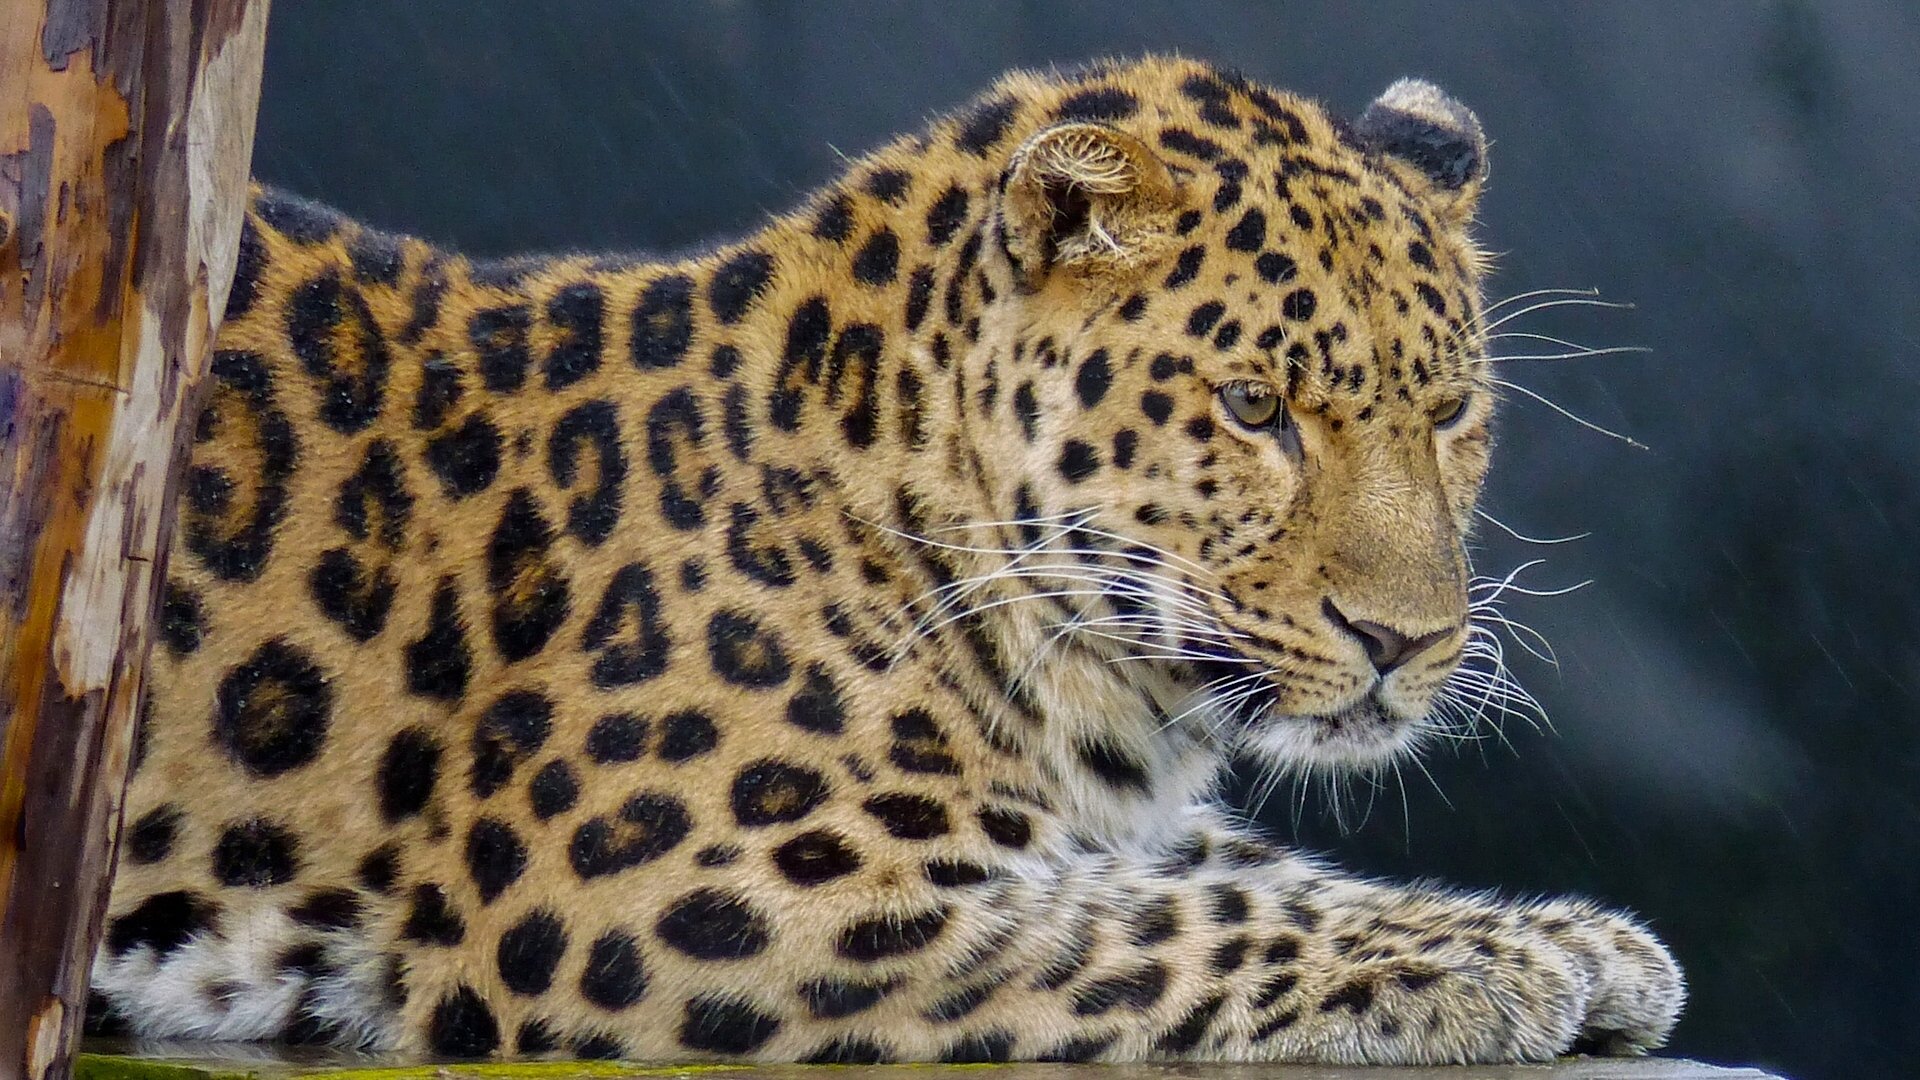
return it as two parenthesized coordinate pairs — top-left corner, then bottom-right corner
(75, 1046), (1786, 1080)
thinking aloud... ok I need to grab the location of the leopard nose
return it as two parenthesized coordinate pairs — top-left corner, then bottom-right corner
(1321, 598), (1453, 675)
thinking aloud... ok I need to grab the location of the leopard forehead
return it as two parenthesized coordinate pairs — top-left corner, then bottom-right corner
(970, 57), (1490, 411)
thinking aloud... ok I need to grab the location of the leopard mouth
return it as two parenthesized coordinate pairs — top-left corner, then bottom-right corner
(1182, 642), (1414, 741)
(1301, 694), (1404, 738)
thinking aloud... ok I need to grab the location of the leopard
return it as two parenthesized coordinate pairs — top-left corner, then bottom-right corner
(88, 56), (1685, 1065)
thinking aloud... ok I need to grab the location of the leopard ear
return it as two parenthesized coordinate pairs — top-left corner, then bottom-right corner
(1354, 79), (1487, 224)
(1001, 122), (1180, 284)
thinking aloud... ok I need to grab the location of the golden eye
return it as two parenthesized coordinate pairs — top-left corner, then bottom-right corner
(1432, 395), (1469, 429)
(1219, 384), (1281, 429)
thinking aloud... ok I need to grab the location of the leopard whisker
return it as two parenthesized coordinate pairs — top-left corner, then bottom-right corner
(1474, 509), (1591, 546)
(1443, 671), (1545, 709)
(1478, 295), (1635, 335)
(925, 508), (1092, 534)
(1156, 670), (1270, 735)
(912, 587), (1124, 641)
(1447, 652), (1550, 735)
(1475, 345), (1649, 364)
(1490, 377), (1649, 449)
(908, 560), (1200, 609)
(883, 509), (1217, 583)
(896, 559), (1219, 647)
(1402, 741), (1456, 811)
(1070, 610), (1251, 643)
(935, 583), (1226, 696)
(1484, 329), (1643, 353)
(897, 546), (1229, 626)
(1474, 579), (1591, 600)
(1478, 286), (1606, 316)
(1001, 596), (1244, 708)
(934, 563), (1223, 621)
(1450, 625), (1548, 739)
(1389, 756), (1413, 847)
(1440, 287), (1628, 361)
(1469, 609), (1560, 667)
(1070, 629), (1245, 666)
(1245, 746), (1295, 825)
(1484, 329), (1602, 347)
(881, 519), (1079, 634)
(1043, 518), (1217, 578)
(1470, 558), (1549, 599)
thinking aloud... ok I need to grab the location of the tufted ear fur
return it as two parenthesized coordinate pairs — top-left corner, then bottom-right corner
(1001, 122), (1180, 284)
(1354, 79), (1487, 224)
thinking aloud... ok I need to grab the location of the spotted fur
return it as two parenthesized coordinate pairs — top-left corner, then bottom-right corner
(93, 58), (1682, 1064)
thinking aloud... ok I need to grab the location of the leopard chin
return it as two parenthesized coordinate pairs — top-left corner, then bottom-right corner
(1227, 688), (1428, 772)
(1181, 645), (1430, 772)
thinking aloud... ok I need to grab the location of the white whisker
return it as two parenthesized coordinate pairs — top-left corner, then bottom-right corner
(1475, 509), (1591, 546)
(1491, 377), (1648, 449)
(1478, 286), (1605, 315)
(1476, 345), (1649, 364)
(1479, 296), (1634, 335)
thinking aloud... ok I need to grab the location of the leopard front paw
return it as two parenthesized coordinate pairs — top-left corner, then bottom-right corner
(1279, 924), (1591, 1063)
(1534, 900), (1686, 1055)
(1323, 901), (1681, 1064)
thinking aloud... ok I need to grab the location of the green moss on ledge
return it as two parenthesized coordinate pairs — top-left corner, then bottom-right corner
(74, 1047), (1788, 1080)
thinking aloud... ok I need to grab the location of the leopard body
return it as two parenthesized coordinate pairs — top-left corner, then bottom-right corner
(91, 57), (1683, 1064)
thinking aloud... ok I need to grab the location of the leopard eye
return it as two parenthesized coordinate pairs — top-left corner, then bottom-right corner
(1432, 395), (1469, 429)
(1220, 384), (1281, 429)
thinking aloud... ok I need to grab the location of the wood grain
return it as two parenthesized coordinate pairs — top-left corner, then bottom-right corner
(0, 4), (270, 1080)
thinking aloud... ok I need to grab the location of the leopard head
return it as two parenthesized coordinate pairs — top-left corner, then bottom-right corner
(976, 65), (1494, 773)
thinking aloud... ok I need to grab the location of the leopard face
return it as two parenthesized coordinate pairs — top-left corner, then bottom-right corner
(968, 75), (1494, 773)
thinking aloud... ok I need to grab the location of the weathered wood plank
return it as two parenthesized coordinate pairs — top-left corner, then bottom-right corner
(0, 4), (271, 1080)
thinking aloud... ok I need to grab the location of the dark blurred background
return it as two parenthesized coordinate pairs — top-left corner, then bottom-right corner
(252, 4), (1919, 1078)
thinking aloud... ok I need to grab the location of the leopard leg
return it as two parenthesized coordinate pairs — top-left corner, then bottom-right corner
(717, 812), (1686, 1065)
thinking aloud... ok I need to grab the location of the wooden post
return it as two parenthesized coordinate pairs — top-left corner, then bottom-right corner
(0, 4), (270, 1080)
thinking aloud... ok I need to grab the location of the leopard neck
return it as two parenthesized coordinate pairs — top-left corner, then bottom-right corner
(548, 108), (1226, 833)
